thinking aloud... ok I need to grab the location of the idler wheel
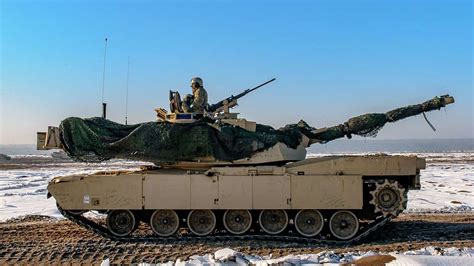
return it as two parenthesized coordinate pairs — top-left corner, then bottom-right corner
(223, 210), (252, 235)
(329, 210), (359, 240)
(187, 210), (216, 236)
(106, 210), (136, 237)
(259, 210), (288, 235)
(150, 210), (180, 237)
(294, 209), (324, 237)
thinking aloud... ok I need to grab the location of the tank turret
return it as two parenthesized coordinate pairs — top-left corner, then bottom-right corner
(38, 94), (454, 169)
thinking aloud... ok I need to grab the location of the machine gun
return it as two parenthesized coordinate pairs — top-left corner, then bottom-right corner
(155, 78), (275, 123)
(207, 78), (275, 118)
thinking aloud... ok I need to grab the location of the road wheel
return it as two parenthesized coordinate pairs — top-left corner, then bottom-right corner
(259, 210), (288, 235)
(150, 210), (180, 237)
(294, 209), (324, 237)
(187, 210), (216, 236)
(106, 210), (136, 237)
(223, 210), (252, 235)
(329, 210), (359, 240)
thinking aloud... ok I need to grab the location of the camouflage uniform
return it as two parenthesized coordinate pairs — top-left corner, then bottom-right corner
(181, 87), (208, 113)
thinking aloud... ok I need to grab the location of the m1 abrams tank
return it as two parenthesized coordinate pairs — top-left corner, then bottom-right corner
(38, 80), (454, 242)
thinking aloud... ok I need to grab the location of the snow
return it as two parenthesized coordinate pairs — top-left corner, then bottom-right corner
(188, 246), (474, 265)
(388, 255), (474, 266)
(99, 246), (474, 265)
(214, 248), (238, 261)
(406, 153), (474, 212)
(404, 152), (473, 212)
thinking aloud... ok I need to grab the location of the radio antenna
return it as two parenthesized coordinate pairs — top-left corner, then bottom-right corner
(125, 57), (130, 125)
(101, 37), (108, 119)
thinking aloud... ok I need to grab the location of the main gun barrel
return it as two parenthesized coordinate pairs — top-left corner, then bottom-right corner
(308, 94), (455, 144)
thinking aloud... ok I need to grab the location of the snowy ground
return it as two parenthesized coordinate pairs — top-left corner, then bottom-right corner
(0, 152), (473, 221)
(405, 152), (473, 212)
(99, 246), (474, 265)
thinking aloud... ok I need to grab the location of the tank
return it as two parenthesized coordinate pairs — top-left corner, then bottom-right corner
(38, 82), (454, 242)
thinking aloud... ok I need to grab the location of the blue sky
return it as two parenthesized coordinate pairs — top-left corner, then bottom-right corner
(1, 0), (472, 144)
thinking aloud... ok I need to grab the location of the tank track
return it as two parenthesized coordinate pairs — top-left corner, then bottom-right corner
(58, 207), (391, 245)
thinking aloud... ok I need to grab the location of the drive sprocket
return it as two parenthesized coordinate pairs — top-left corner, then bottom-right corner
(369, 179), (407, 217)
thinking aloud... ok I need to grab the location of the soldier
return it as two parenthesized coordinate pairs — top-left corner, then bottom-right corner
(181, 77), (208, 113)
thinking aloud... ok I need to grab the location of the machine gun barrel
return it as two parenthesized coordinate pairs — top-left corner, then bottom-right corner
(208, 78), (276, 113)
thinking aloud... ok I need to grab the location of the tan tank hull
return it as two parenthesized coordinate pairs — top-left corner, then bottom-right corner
(48, 154), (425, 240)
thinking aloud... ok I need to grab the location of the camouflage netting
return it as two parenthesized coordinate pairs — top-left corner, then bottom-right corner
(310, 95), (454, 143)
(58, 95), (454, 163)
(59, 117), (304, 163)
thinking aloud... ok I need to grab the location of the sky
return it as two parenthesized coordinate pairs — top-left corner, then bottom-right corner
(0, 0), (472, 144)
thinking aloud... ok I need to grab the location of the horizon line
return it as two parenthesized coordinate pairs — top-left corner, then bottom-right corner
(1, 137), (473, 146)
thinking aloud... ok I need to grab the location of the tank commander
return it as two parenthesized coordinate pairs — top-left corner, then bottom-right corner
(181, 77), (208, 113)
